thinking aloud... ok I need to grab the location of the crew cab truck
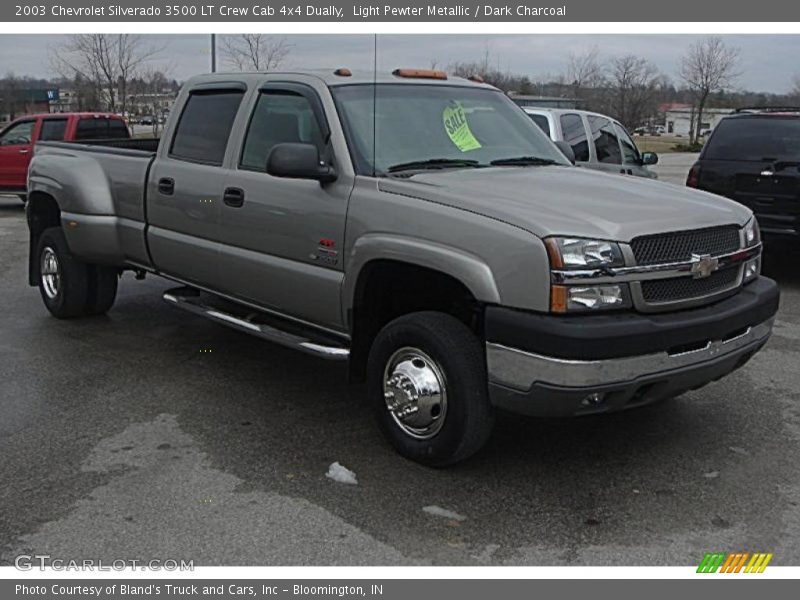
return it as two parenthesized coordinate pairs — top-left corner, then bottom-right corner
(26, 69), (779, 466)
(1, 112), (130, 202)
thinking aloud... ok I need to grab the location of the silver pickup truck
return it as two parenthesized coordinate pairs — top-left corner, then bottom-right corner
(26, 69), (779, 466)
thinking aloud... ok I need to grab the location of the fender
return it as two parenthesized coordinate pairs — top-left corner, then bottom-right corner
(342, 233), (501, 322)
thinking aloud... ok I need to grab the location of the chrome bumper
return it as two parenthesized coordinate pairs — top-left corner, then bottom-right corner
(487, 317), (773, 391)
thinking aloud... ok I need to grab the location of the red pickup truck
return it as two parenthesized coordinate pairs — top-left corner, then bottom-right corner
(0, 112), (130, 202)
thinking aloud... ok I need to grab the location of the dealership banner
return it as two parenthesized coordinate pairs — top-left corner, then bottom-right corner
(3, 579), (799, 598)
(4, 0), (800, 22)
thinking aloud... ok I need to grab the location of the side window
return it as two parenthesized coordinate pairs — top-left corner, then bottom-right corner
(75, 118), (130, 140)
(559, 113), (590, 162)
(589, 116), (622, 164)
(170, 90), (245, 165)
(39, 119), (68, 142)
(0, 120), (35, 145)
(240, 91), (325, 171)
(528, 114), (551, 138)
(614, 123), (641, 164)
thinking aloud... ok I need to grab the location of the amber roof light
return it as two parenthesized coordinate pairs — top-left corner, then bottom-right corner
(334, 68), (352, 77)
(392, 68), (448, 80)
(467, 74), (485, 83)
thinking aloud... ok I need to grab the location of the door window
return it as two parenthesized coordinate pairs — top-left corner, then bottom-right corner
(614, 123), (641, 164)
(170, 90), (245, 165)
(589, 116), (622, 164)
(559, 113), (590, 162)
(75, 118), (130, 140)
(528, 113), (551, 137)
(240, 91), (326, 171)
(39, 119), (68, 141)
(0, 120), (35, 145)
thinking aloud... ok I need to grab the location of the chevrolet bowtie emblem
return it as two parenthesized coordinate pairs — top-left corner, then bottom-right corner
(690, 253), (719, 279)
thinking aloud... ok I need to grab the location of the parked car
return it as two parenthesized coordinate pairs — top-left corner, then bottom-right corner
(687, 107), (800, 239)
(25, 70), (778, 466)
(139, 115), (155, 126)
(0, 112), (130, 202)
(524, 107), (659, 178)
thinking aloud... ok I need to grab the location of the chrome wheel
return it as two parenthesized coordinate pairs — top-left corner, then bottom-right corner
(383, 347), (448, 440)
(40, 246), (61, 300)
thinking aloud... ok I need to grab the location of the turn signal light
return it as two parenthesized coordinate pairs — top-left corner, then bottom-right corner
(392, 68), (448, 80)
(550, 285), (568, 313)
(686, 163), (701, 188)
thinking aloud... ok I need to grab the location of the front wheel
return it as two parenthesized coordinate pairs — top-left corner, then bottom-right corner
(367, 311), (494, 467)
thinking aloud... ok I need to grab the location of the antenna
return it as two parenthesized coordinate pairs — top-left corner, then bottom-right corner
(372, 34), (377, 178)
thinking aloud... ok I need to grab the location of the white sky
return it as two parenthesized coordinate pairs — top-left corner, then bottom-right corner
(0, 34), (797, 93)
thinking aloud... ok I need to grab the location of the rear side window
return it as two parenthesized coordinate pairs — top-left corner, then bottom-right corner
(559, 114), (590, 162)
(705, 117), (800, 161)
(170, 91), (244, 165)
(39, 119), (68, 141)
(241, 91), (325, 171)
(528, 114), (551, 137)
(589, 116), (622, 164)
(75, 118), (130, 140)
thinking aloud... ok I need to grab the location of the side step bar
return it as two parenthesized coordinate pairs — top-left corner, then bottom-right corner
(162, 287), (349, 361)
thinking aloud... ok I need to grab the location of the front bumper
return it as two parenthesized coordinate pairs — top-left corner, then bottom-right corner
(485, 276), (779, 417)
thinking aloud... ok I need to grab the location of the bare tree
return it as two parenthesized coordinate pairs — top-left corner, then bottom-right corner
(51, 34), (162, 115)
(679, 36), (740, 143)
(220, 35), (291, 71)
(606, 55), (662, 129)
(791, 75), (800, 102)
(565, 46), (605, 99)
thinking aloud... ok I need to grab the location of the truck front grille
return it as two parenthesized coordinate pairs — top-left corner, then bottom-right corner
(630, 226), (740, 265)
(640, 267), (740, 303)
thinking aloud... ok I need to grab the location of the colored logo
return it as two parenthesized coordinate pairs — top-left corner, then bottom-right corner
(697, 552), (773, 573)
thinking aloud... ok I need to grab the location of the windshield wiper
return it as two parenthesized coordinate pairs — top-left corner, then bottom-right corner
(387, 158), (482, 173)
(490, 156), (558, 167)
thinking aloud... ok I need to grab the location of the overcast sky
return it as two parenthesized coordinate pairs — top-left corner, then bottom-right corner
(1, 34), (797, 93)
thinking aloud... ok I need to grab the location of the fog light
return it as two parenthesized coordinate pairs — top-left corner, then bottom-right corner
(581, 392), (605, 407)
(744, 257), (761, 282)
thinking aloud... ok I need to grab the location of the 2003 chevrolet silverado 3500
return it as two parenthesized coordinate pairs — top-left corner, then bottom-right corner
(25, 69), (780, 466)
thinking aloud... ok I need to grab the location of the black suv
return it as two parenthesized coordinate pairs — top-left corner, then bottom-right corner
(687, 107), (800, 239)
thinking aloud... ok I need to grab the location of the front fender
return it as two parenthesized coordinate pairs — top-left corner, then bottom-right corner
(342, 233), (501, 320)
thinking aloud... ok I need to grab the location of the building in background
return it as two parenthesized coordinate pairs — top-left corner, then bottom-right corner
(665, 107), (735, 136)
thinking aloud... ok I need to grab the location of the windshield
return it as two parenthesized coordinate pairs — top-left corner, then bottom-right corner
(331, 84), (569, 175)
(705, 117), (800, 162)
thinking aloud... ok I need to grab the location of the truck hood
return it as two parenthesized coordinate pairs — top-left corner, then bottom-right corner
(378, 165), (751, 241)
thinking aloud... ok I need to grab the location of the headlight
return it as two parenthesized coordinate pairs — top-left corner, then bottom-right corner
(551, 284), (630, 313)
(743, 217), (760, 247)
(545, 237), (625, 269)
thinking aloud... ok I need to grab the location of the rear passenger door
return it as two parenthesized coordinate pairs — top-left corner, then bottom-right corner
(587, 115), (624, 175)
(558, 113), (591, 167)
(215, 83), (350, 330)
(147, 84), (246, 287)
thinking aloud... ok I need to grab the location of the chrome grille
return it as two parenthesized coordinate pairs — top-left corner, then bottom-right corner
(630, 226), (740, 266)
(640, 267), (740, 303)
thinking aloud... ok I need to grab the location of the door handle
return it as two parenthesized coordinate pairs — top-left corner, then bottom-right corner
(19, 149), (29, 155)
(158, 177), (174, 195)
(223, 187), (245, 208)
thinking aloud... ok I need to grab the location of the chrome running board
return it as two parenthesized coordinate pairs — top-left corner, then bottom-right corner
(163, 287), (349, 360)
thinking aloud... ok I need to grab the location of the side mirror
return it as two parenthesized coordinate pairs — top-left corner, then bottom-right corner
(641, 152), (659, 166)
(554, 140), (576, 165)
(266, 142), (337, 183)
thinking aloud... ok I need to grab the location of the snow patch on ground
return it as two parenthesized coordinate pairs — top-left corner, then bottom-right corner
(326, 462), (358, 485)
(422, 505), (466, 521)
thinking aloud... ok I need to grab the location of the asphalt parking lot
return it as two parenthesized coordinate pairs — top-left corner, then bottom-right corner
(1, 172), (799, 566)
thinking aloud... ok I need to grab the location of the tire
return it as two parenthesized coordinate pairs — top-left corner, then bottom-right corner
(86, 265), (118, 315)
(367, 311), (494, 467)
(36, 227), (91, 319)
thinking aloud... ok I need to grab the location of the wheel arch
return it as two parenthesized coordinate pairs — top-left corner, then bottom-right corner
(26, 191), (62, 286)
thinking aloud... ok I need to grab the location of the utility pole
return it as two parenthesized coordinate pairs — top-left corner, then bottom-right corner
(211, 34), (216, 73)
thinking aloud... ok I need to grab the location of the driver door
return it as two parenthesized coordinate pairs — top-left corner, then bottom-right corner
(0, 118), (37, 190)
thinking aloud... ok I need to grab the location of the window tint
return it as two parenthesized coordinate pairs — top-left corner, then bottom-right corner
(170, 91), (244, 165)
(0, 120), (35, 145)
(75, 118), (130, 140)
(241, 91), (325, 171)
(528, 113), (551, 137)
(39, 119), (68, 141)
(589, 116), (622, 164)
(705, 117), (800, 161)
(559, 114), (590, 162)
(614, 123), (641, 164)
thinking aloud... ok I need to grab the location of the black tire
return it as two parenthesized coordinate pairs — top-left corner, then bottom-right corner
(36, 227), (91, 319)
(367, 311), (494, 467)
(86, 265), (118, 315)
